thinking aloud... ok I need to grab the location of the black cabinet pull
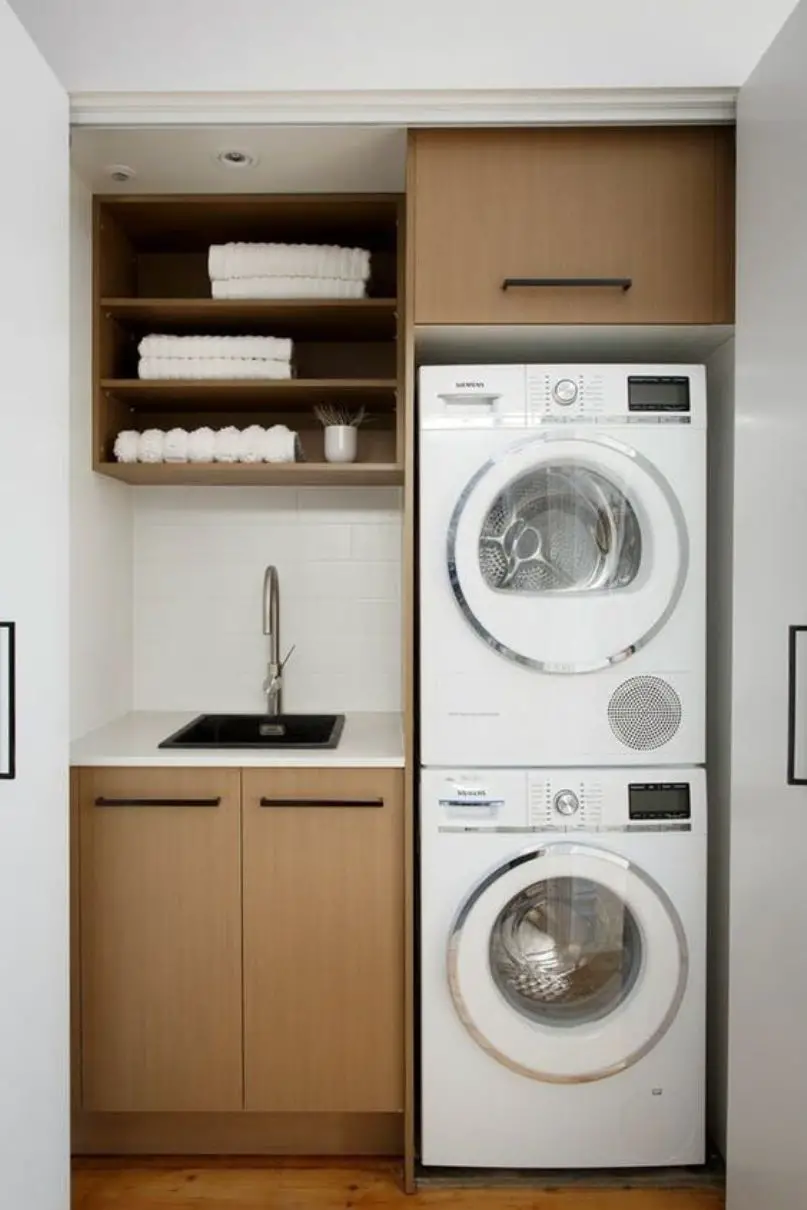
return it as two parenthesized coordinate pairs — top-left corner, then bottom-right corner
(94, 797), (222, 807)
(502, 277), (632, 291)
(259, 797), (384, 808)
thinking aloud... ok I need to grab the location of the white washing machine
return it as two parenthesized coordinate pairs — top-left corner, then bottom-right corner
(420, 766), (706, 1169)
(419, 364), (706, 767)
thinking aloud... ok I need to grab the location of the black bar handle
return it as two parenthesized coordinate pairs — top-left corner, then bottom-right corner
(502, 277), (632, 291)
(259, 797), (384, 808)
(95, 797), (222, 807)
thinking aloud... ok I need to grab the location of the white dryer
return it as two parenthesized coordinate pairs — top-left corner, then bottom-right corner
(419, 364), (706, 767)
(420, 766), (706, 1168)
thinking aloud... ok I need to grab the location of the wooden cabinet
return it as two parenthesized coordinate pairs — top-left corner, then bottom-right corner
(409, 127), (735, 325)
(78, 767), (243, 1112)
(74, 761), (405, 1139)
(242, 767), (404, 1113)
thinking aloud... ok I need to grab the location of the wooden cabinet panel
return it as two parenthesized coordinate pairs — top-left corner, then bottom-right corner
(243, 767), (404, 1113)
(78, 767), (243, 1112)
(410, 127), (735, 325)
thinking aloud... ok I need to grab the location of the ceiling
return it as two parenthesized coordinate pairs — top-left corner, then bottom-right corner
(10, 0), (802, 94)
(71, 126), (407, 194)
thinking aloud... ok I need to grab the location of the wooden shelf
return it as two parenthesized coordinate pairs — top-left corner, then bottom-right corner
(100, 298), (398, 340)
(96, 462), (404, 487)
(101, 379), (397, 411)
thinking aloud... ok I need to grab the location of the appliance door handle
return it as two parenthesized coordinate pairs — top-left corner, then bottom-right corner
(94, 796), (222, 807)
(259, 797), (384, 808)
(787, 625), (807, 784)
(502, 277), (632, 291)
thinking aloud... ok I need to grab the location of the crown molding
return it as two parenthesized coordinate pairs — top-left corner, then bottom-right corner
(70, 87), (737, 128)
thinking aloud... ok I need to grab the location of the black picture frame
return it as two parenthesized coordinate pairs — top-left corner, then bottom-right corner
(787, 625), (807, 785)
(0, 621), (15, 780)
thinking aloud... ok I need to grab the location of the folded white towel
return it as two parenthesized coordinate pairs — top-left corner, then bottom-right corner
(239, 424), (266, 463)
(209, 242), (370, 283)
(113, 430), (139, 463)
(188, 427), (216, 463)
(138, 357), (292, 380)
(264, 423), (297, 464)
(138, 334), (294, 361)
(138, 429), (165, 463)
(211, 276), (366, 301)
(214, 426), (242, 463)
(164, 428), (189, 462)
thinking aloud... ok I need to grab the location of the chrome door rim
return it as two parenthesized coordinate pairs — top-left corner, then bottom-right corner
(446, 843), (689, 1084)
(446, 433), (690, 674)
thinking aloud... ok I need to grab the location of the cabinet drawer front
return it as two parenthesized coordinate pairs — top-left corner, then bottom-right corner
(78, 766), (243, 1113)
(411, 127), (735, 325)
(242, 768), (404, 1113)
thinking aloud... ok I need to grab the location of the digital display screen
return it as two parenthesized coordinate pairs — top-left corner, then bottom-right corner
(628, 376), (691, 413)
(629, 783), (691, 820)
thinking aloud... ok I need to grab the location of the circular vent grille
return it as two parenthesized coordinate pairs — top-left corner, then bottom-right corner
(608, 677), (682, 750)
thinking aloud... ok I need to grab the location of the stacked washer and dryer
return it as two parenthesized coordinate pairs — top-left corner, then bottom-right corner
(418, 364), (707, 1169)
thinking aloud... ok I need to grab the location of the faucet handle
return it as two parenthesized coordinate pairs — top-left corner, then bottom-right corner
(280, 644), (296, 671)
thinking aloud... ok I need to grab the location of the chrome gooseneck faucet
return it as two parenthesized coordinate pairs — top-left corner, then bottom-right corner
(262, 565), (294, 716)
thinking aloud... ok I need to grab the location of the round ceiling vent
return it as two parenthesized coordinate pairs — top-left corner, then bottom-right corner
(216, 148), (258, 168)
(106, 164), (136, 183)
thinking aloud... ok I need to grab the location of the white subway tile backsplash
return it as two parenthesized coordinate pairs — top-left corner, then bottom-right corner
(350, 522), (403, 561)
(133, 486), (403, 712)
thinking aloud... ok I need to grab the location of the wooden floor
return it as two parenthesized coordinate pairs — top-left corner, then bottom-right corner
(72, 1160), (725, 1209)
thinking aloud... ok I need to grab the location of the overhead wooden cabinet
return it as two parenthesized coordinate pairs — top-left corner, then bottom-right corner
(242, 767), (405, 1113)
(409, 127), (735, 325)
(78, 767), (243, 1112)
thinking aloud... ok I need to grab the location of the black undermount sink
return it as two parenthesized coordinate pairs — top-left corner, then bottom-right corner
(159, 713), (345, 750)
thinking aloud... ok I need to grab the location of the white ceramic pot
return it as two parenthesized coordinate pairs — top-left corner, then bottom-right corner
(324, 425), (357, 463)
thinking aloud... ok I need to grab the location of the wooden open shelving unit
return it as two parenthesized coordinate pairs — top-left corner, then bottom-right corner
(93, 195), (405, 486)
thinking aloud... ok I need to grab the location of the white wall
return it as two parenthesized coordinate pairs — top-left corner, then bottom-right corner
(705, 337), (734, 1160)
(8, 0), (799, 93)
(0, 3), (69, 1207)
(726, 0), (807, 1205)
(69, 174), (133, 739)
(133, 487), (402, 714)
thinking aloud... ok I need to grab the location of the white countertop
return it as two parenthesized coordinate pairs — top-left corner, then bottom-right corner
(70, 711), (405, 769)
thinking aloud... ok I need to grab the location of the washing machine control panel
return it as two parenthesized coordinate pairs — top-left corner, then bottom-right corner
(429, 770), (701, 832)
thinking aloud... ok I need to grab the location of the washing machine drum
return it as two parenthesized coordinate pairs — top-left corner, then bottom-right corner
(448, 844), (688, 1083)
(448, 434), (688, 672)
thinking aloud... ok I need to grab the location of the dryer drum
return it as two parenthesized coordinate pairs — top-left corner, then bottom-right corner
(478, 465), (642, 594)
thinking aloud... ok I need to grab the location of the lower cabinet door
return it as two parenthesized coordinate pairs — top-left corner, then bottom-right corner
(242, 767), (404, 1113)
(79, 767), (243, 1112)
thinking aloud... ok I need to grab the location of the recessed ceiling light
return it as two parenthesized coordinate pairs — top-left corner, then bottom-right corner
(216, 149), (258, 168)
(106, 164), (136, 182)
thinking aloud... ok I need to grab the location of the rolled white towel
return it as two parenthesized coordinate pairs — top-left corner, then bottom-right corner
(214, 426), (242, 463)
(164, 428), (189, 462)
(209, 242), (370, 283)
(113, 430), (139, 463)
(139, 356), (292, 381)
(138, 429), (165, 463)
(211, 276), (366, 301)
(240, 424), (266, 463)
(138, 334), (293, 362)
(188, 426), (216, 463)
(264, 423), (297, 464)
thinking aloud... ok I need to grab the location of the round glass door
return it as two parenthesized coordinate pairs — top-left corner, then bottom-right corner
(448, 434), (688, 672)
(448, 844), (688, 1083)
